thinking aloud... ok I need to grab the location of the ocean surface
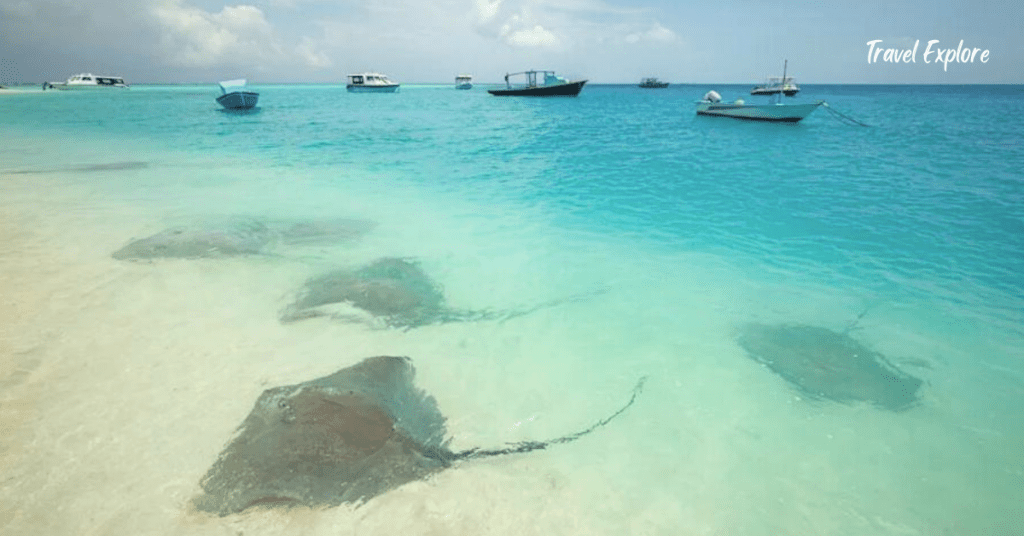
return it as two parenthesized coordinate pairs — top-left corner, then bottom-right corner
(1, 83), (1022, 535)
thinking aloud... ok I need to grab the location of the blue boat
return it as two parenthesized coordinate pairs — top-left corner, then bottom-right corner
(216, 79), (259, 109)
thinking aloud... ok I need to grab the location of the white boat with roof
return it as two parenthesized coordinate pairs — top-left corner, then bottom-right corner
(455, 74), (473, 90)
(45, 73), (129, 90)
(751, 60), (799, 96)
(346, 73), (400, 93)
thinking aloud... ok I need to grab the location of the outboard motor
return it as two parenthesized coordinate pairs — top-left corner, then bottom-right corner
(703, 90), (722, 103)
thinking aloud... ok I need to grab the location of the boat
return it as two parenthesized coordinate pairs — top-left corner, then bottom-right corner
(46, 73), (129, 90)
(751, 60), (799, 96)
(639, 77), (669, 88)
(488, 71), (587, 96)
(346, 73), (399, 93)
(695, 90), (820, 122)
(455, 74), (473, 90)
(215, 79), (259, 110)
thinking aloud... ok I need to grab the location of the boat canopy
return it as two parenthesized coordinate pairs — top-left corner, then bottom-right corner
(219, 79), (248, 94)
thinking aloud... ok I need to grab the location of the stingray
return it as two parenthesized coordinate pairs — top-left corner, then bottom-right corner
(191, 356), (645, 516)
(112, 219), (273, 260)
(6, 161), (149, 174)
(111, 217), (377, 260)
(736, 323), (923, 411)
(279, 257), (601, 329)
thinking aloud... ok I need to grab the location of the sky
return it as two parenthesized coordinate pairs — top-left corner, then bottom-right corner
(1, 0), (1021, 84)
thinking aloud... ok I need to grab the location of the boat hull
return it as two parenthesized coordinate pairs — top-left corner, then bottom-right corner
(347, 84), (400, 93)
(488, 80), (587, 96)
(455, 83), (473, 90)
(695, 101), (821, 122)
(216, 91), (260, 109)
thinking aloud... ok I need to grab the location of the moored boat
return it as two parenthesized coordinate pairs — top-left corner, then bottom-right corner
(216, 79), (259, 110)
(455, 74), (473, 90)
(639, 77), (669, 88)
(46, 73), (129, 90)
(751, 60), (799, 96)
(488, 70), (586, 97)
(695, 90), (820, 122)
(347, 73), (400, 93)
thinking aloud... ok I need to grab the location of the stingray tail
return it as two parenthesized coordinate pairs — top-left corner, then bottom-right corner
(440, 288), (609, 326)
(450, 376), (647, 461)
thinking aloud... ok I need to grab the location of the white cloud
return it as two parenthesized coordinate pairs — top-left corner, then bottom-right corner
(149, 1), (285, 68)
(505, 24), (561, 48)
(471, 0), (675, 51)
(296, 36), (332, 68)
(625, 22), (677, 44)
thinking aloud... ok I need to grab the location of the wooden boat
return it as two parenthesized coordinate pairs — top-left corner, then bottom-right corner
(216, 79), (259, 109)
(639, 77), (669, 88)
(488, 71), (586, 96)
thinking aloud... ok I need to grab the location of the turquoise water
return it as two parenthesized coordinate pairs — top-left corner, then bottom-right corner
(1, 84), (1022, 534)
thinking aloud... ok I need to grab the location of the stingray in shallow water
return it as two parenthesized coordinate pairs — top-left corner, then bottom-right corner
(111, 217), (377, 260)
(6, 161), (149, 174)
(280, 257), (600, 329)
(737, 323), (923, 411)
(191, 356), (645, 516)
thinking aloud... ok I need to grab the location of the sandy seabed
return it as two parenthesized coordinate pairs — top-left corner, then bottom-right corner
(2, 154), (1023, 535)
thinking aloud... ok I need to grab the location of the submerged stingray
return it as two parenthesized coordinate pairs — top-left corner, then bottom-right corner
(280, 257), (600, 329)
(737, 323), (922, 411)
(111, 217), (376, 260)
(192, 356), (644, 516)
(6, 161), (149, 174)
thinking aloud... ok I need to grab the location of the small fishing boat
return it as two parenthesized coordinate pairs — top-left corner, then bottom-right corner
(455, 74), (473, 90)
(347, 73), (400, 93)
(695, 90), (821, 122)
(216, 79), (259, 109)
(751, 60), (800, 96)
(46, 73), (129, 90)
(488, 70), (586, 97)
(639, 77), (669, 88)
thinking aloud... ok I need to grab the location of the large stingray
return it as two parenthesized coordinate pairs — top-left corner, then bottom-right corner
(279, 257), (600, 329)
(191, 356), (645, 516)
(111, 217), (376, 260)
(736, 323), (923, 411)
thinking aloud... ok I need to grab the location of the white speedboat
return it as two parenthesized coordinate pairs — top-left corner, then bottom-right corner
(216, 79), (259, 110)
(696, 90), (821, 122)
(455, 74), (473, 90)
(46, 73), (129, 90)
(346, 73), (399, 93)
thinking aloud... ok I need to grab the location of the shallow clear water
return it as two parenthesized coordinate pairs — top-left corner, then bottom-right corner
(1, 83), (1022, 535)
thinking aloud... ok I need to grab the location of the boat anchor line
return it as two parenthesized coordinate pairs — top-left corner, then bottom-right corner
(821, 101), (873, 127)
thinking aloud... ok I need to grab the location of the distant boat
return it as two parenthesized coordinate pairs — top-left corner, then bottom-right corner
(216, 79), (259, 109)
(751, 60), (800, 96)
(488, 70), (586, 97)
(455, 74), (473, 90)
(45, 73), (129, 90)
(347, 73), (399, 93)
(695, 90), (820, 122)
(639, 77), (669, 88)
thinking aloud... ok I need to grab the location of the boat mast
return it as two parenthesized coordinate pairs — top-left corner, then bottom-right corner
(782, 59), (788, 98)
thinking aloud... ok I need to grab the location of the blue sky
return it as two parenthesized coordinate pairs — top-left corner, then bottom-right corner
(1, 0), (1020, 84)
